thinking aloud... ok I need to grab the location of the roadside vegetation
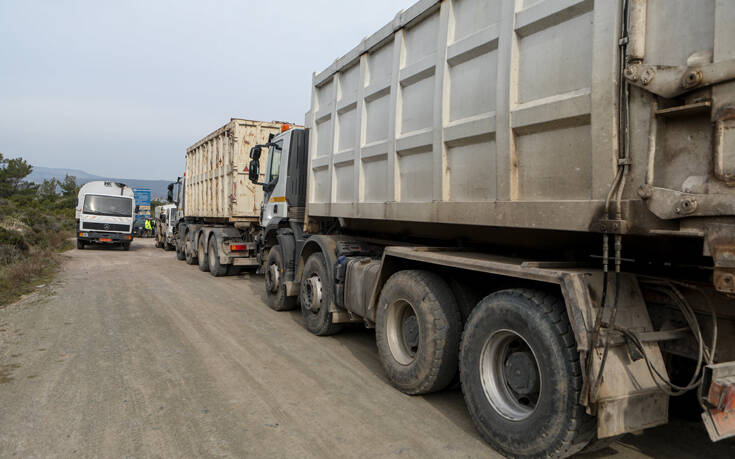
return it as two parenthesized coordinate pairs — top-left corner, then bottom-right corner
(0, 153), (79, 306)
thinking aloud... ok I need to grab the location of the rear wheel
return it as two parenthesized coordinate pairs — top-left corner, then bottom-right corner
(185, 236), (197, 265)
(198, 237), (209, 272)
(165, 242), (174, 252)
(459, 289), (594, 458)
(208, 236), (228, 277)
(299, 253), (342, 336)
(375, 270), (461, 395)
(77, 239), (84, 250)
(176, 241), (186, 260)
(264, 246), (296, 311)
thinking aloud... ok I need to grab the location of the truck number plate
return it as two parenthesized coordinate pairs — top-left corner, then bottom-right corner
(99, 238), (112, 242)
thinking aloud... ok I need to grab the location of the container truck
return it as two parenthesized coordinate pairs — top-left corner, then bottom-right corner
(245, 0), (735, 456)
(171, 119), (291, 275)
(75, 181), (135, 250)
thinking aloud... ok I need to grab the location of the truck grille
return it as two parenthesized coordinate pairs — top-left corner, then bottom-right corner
(83, 222), (130, 232)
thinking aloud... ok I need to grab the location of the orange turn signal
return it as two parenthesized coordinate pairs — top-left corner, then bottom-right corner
(281, 123), (291, 133)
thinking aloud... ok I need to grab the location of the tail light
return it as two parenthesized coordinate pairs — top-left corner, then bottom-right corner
(230, 244), (248, 252)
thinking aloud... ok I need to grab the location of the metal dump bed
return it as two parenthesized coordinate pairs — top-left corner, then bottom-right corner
(306, 0), (735, 239)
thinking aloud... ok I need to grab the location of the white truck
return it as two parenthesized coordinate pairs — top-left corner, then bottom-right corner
(154, 204), (177, 251)
(245, 0), (735, 457)
(75, 181), (136, 250)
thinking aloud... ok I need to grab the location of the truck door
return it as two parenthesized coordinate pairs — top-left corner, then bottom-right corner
(261, 132), (290, 227)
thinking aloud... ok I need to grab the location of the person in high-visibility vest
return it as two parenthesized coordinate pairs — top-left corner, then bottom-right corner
(144, 219), (153, 238)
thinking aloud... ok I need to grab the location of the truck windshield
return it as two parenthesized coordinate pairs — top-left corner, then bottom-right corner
(266, 140), (283, 184)
(83, 195), (133, 217)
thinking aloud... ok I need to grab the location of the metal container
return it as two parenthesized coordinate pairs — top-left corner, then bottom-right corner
(306, 0), (735, 242)
(185, 119), (284, 221)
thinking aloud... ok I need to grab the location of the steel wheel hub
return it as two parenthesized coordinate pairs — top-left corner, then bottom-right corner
(386, 300), (420, 366)
(479, 330), (541, 421)
(304, 275), (323, 313)
(267, 263), (280, 293)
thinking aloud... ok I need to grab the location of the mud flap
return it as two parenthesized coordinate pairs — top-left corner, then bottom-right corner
(585, 274), (670, 438)
(702, 362), (735, 441)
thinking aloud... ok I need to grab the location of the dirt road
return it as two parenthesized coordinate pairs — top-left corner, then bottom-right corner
(1, 239), (733, 458)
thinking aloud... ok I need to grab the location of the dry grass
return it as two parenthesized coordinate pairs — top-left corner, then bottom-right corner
(0, 202), (74, 307)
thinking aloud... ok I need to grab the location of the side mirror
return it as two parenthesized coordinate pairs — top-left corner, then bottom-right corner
(248, 159), (261, 183)
(250, 145), (262, 161)
(167, 183), (174, 202)
(135, 205), (140, 213)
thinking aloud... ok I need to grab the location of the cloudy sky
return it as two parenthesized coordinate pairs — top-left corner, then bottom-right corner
(0, 0), (415, 180)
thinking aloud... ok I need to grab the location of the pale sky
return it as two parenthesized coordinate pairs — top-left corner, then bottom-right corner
(0, 0), (416, 180)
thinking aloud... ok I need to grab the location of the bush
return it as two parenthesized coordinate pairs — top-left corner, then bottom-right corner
(0, 155), (76, 306)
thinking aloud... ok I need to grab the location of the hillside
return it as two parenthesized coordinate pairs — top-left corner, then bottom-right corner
(28, 166), (173, 199)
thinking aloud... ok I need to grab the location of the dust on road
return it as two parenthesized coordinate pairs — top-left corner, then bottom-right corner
(0, 239), (733, 458)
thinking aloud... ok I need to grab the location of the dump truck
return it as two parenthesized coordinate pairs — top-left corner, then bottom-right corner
(171, 119), (291, 275)
(75, 181), (135, 250)
(245, 0), (735, 456)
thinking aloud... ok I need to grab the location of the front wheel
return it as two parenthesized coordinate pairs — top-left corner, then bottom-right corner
(375, 270), (460, 395)
(264, 246), (296, 311)
(121, 242), (131, 251)
(77, 239), (84, 250)
(459, 289), (594, 458)
(299, 253), (342, 336)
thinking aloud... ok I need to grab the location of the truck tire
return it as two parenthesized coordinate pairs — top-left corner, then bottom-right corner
(208, 236), (228, 277)
(77, 239), (84, 250)
(176, 242), (186, 261)
(459, 289), (594, 458)
(121, 242), (131, 251)
(198, 237), (209, 272)
(264, 245), (296, 311)
(375, 270), (461, 395)
(165, 242), (174, 252)
(185, 237), (198, 265)
(299, 252), (342, 336)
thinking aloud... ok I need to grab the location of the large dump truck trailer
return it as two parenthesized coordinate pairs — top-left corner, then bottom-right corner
(172, 119), (286, 275)
(245, 0), (735, 456)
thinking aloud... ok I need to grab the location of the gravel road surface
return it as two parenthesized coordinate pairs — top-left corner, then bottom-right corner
(1, 239), (734, 458)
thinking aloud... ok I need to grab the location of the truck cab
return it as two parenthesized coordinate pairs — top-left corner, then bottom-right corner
(76, 181), (136, 250)
(249, 127), (308, 231)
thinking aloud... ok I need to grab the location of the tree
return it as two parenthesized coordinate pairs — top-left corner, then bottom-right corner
(59, 175), (79, 197)
(38, 178), (59, 201)
(0, 153), (37, 198)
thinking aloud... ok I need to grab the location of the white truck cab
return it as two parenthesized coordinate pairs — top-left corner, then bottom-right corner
(76, 181), (136, 250)
(154, 204), (177, 250)
(249, 127), (308, 230)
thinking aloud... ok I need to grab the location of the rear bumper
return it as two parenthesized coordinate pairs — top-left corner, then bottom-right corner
(78, 231), (133, 243)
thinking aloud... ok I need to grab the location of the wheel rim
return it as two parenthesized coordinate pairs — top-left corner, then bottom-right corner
(479, 330), (541, 421)
(303, 274), (323, 313)
(386, 299), (420, 366)
(266, 263), (280, 293)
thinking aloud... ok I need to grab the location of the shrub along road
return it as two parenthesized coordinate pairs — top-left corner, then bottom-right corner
(0, 239), (733, 458)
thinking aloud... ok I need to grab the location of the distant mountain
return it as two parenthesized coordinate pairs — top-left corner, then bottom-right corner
(28, 166), (173, 200)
